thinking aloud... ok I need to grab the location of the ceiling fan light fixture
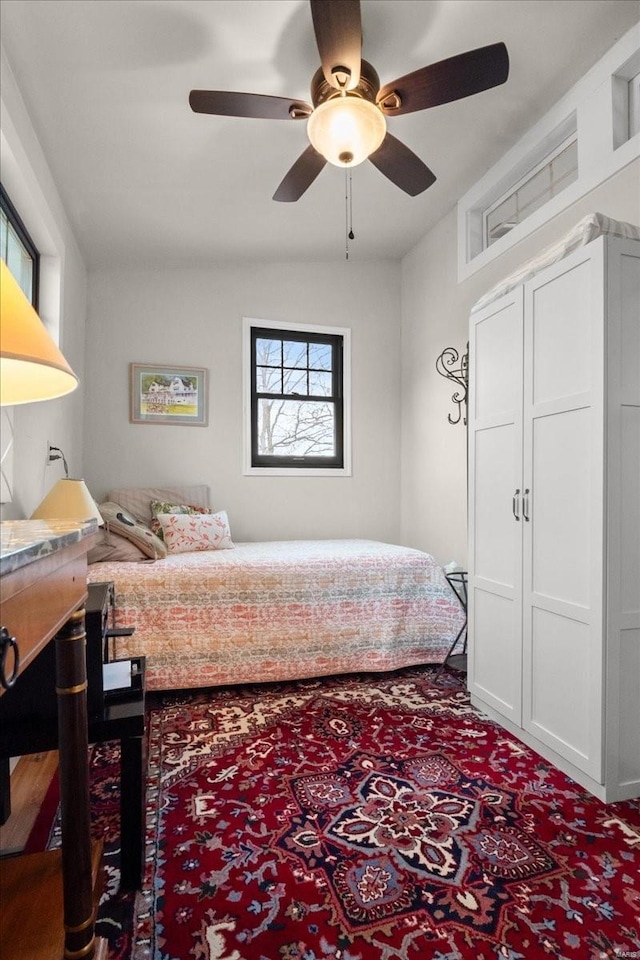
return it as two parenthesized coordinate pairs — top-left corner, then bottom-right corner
(307, 94), (386, 167)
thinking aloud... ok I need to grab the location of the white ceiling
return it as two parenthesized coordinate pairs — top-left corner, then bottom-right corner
(1, 0), (639, 267)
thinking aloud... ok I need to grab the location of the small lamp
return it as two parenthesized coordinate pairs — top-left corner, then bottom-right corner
(0, 259), (78, 405)
(30, 477), (103, 526)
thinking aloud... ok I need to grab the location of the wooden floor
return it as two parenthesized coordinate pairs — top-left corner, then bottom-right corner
(0, 752), (58, 855)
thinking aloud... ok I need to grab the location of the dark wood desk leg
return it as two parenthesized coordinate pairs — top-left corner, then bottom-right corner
(55, 607), (97, 959)
(119, 734), (144, 890)
(0, 756), (10, 824)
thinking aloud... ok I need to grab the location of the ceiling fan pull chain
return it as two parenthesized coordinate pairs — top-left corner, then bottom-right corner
(345, 168), (355, 260)
(345, 168), (349, 260)
(349, 169), (355, 241)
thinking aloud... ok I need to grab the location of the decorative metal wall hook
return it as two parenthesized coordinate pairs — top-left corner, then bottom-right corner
(435, 342), (469, 425)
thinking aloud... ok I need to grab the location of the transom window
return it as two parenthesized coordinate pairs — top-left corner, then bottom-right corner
(484, 136), (578, 247)
(629, 70), (640, 139)
(0, 184), (39, 306)
(248, 323), (346, 470)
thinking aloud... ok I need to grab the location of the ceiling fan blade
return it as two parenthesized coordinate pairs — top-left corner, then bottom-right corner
(377, 42), (509, 116)
(273, 145), (327, 202)
(310, 0), (362, 90)
(189, 90), (313, 121)
(368, 133), (436, 196)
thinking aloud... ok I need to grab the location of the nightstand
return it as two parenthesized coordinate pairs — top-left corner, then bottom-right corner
(90, 655), (146, 889)
(438, 571), (468, 674)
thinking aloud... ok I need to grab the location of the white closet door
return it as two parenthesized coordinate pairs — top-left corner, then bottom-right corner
(468, 288), (523, 723)
(521, 242), (605, 780)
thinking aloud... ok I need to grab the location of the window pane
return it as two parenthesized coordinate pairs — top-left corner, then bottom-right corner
(309, 342), (332, 370)
(282, 366), (308, 396)
(485, 138), (577, 250)
(257, 399), (335, 457)
(256, 365), (281, 392)
(630, 72), (640, 138)
(517, 164), (550, 220)
(309, 370), (332, 396)
(0, 209), (7, 262)
(6, 225), (23, 283)
(256, 338), (281, 366)
(1, 190), (38, 306)
(283, 340), (307, 368)
(550, 140), (578, 195)
(487, 193), (517, 243)
(5, 224), (33, 300)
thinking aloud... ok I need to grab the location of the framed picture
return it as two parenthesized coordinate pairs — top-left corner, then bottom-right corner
(130, 363), (208, 426)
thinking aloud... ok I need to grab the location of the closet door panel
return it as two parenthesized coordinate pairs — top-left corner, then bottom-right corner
(606, 240), (640, 796)
(473, 588), (521, 717)
(618, 628), (640, 785)
(474, 303), (520, 420)
(468, 290), (523, 724)
(530, 407), (591, 605)
(530, 260), (592, 404)
(529, 607), (592, 761)
(522, 244), (604, 780)
(474, 426), (519, 587)
(620, 406), (640, 614)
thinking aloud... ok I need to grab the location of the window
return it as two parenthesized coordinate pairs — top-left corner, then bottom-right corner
(0, 187), (40, 505)
(629, 70), (640, 139)
(458, 27), (640, 280)
(244, 319), (350, 473)
(0, 184), (39, 306)
(484, 137), (578, 246)
(613, 51), (640, 149)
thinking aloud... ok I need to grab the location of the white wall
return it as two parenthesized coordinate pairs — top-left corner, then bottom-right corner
(83, 260), (402, 543)
(0, 48), (88, 520)
(400, 157), (640, 566)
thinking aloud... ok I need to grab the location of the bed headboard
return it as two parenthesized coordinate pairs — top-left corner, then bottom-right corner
(107, 485), (210, 523)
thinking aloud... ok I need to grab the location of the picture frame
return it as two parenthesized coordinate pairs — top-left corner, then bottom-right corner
(129, 363), (208, 426)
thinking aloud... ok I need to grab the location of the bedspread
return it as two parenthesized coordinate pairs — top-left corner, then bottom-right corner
(87, 539), (465, 690)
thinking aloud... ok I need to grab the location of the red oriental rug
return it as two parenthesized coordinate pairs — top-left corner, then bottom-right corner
(32, 666), (640, 959)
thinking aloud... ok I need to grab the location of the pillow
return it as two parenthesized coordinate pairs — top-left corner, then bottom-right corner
(157, 511), (234, 554)
(88, 528), (149, 564)
(99, 501), (167, 560)
(150, 499), (212, 538)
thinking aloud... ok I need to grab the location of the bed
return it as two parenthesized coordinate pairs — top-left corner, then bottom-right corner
(87, 485), (465, 691)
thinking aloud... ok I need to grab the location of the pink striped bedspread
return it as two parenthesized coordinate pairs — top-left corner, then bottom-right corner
(87, 539), (465, 691)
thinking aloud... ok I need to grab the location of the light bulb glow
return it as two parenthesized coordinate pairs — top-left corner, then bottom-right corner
(307, 95), (386, 167)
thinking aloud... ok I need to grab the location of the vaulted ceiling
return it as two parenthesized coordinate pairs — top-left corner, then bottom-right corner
(1, 0), (638, 266)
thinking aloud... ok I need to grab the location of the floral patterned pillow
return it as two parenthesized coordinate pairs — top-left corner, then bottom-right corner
(150, 500), (211, 539)
(157, 511), (235, 554)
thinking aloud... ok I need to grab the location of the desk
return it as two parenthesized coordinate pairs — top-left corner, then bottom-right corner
(0, 520), (107, 960)
(1, 580), (146, 891)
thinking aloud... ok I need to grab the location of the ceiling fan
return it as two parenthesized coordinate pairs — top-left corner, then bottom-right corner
(189, 0), (509, 202)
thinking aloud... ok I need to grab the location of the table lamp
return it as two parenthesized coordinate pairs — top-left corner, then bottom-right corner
(0, 259), (78, 405)
(30, 477), (102, 525)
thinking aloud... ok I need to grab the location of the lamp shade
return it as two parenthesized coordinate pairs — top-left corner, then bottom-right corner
(307, 95), (386, 167)
(0, 260), (78, 405)
(30, 478), (103, 525)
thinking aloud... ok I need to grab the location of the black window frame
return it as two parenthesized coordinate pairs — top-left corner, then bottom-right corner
(0, 184), (40, 309)
(250, 325), (345, 469)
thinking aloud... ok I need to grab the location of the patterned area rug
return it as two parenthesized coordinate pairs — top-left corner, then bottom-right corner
(34, 666), (640, 959)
